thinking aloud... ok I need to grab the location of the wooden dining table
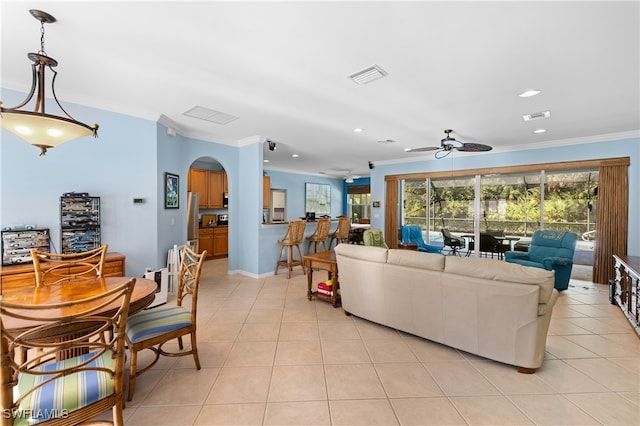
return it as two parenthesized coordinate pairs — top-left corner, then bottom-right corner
(1, 276), (158, 333)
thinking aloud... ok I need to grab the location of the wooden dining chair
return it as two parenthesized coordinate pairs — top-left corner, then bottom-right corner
(328, 216), (351, 250)
(274, 220), (307, 278)
(31, 244), (109, 286)
(305, 217), (331, 254)
(125, 245), (206, 401)
(0, 277), (136, 426)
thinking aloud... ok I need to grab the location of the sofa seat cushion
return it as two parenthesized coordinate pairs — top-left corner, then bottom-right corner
(444, 256), (555, 304)
(387, 249), (445, 271)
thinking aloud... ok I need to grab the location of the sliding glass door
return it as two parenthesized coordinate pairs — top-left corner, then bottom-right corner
(400, 168), (598, 261)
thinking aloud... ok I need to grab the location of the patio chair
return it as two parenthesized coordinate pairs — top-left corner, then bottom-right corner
(441, 228), (465, 255)
(504, 230), (577, 291)
(363, 228), (388, 249)
(401, 225), (443, 254)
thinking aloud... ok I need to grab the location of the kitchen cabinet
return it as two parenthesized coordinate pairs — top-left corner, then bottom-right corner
(263, 176), (271, 209)
(198, 228), (214, 258)
(208, 171), (225, 209)
(213, 227), (228, 257)
(188, 169), (209, 209)
(198, 226), (227, 259)
(188, 168), (227, 209)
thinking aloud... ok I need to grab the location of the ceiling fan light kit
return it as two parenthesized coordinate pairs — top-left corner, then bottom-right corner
(0, 9), (99, 156)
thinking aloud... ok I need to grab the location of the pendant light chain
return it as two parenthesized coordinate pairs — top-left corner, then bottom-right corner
(39, 20), (47, 56)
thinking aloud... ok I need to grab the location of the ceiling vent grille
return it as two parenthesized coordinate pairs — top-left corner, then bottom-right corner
(522, 111), (551, 121)
(348, 64), (388, 85)
(183, 106), (239, 125)
(377, 139), (396, 144)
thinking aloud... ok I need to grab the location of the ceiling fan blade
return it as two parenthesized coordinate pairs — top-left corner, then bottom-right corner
(405, 146), (440, 153)
(457, 143), (493, 152)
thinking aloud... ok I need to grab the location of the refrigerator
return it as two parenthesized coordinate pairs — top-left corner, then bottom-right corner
(187, 192), (199, 248)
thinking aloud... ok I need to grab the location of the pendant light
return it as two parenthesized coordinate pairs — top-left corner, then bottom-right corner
(0, 9), (99, 156)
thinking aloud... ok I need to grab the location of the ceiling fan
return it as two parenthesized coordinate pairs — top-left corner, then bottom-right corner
(405, 129), (493, 159)
(320, 168), (364, 182)
(343, 171), (361, 183)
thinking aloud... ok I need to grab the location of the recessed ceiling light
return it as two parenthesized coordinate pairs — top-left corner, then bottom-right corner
(291, 154), (299, 158)
(353, 128), (364, 133)
(263, 159), (269, 163)
(519, 89), (541, 98)
(533, 128), (547, 134)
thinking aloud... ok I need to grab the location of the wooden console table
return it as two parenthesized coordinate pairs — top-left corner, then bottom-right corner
(612, 254), (640, 336)
(303, 251), (340, 308)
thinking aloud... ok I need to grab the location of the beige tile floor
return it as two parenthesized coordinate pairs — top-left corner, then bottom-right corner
(107, 259), (639, 425)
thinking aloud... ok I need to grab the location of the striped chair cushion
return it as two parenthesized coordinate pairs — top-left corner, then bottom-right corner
(15, 352), (115, 426)
(126, 306), (192, 343)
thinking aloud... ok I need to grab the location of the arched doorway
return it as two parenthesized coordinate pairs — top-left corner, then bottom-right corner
(187, 157), (229, 261)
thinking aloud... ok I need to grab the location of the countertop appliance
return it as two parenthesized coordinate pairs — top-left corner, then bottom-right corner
(217, 214), (228, 226)
(270, 189), (286, 222)
(201, 214), (217, 227)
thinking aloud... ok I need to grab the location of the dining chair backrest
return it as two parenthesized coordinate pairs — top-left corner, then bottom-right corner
(31, 244), (109, 286)
(0, 277), (136, 426)
(329, 216), (351, 249)
(176, 244), (207, 316)
(287, 220), (307, 245)
(334, 216), (351, 238)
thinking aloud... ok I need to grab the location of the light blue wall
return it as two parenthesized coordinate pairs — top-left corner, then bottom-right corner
(257, 170), (344, 276)
(1, 88), (158, 275)
(265, 170), (344, 219)
(2, 86), (637, 278)
(370, 137), (640, 256)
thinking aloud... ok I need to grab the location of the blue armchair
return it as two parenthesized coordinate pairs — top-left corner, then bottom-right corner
(401, 225), (443, 254)
(504, 230), (577, 291)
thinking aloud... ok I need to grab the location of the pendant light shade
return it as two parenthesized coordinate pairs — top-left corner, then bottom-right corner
(0, 9), (99, 156)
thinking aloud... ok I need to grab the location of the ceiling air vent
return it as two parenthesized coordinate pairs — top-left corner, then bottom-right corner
(183, 106), (239, 125)
(377, 139), (396, 144)
(348, 64), (388, 85)
(522, 110), (551, 122)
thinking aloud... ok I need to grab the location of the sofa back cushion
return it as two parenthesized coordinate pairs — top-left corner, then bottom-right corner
(387, 249), (445, 271)
(335, 243), (388, 263)
(444, 256), (555, 304)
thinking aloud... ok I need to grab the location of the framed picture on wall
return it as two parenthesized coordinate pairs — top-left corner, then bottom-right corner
(305, 182), (331, 216)
(165, 172), (179, 209)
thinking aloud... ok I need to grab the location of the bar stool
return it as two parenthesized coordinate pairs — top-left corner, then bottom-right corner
(275, 220), (307, 278)
(305, 217), (331, 254)
(328, 216), (351, 249)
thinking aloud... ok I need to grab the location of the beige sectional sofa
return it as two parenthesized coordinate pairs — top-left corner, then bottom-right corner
(334, 244), (558, 372)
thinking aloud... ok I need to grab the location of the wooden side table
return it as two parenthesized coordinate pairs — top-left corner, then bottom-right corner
(303, 251), (340, 307)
